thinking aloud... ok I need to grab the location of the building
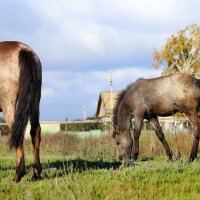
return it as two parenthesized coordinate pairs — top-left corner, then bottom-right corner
(96, 91), (120, 122)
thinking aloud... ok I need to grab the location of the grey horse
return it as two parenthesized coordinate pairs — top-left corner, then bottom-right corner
(113, 73), (200, 164)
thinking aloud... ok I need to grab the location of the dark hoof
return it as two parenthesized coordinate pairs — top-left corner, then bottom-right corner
(188, 154), (197, 163)
(188, 157), (195, 163)
(13, 175), (21, 183)
(167, 158), (174, 163)
(13, 172), (26, 183)
(32, 174), (42, 181)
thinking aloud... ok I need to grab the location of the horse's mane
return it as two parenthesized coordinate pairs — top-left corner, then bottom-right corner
(112, 78), (143, 135)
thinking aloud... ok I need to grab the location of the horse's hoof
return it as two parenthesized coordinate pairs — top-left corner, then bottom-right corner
(188, 158), (195, 163)
(13, 171), (26, 183)
(31, 174), (42, 181)
(13, 175), (21, 183)
(167, 158), (174, 163)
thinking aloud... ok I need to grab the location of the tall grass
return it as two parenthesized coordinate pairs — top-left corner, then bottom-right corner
(0, 131), (194, 162)
(32, 131), (193, 160)
(139, 131), (193, 158)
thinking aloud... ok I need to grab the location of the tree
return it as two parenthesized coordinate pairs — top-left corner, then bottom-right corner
(153, 24), (200, 77)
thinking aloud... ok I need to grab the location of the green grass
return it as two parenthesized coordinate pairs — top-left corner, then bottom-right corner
(0, 132), (199, 200)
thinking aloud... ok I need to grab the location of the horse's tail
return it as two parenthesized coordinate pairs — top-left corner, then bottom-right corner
(9, 49), (42, 148)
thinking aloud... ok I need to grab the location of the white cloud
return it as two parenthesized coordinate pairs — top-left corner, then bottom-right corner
(78, 30), (103, 52)
(22, 0), (200, 69)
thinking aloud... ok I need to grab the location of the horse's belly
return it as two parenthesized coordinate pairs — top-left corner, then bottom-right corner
(147, 100), (181, 117)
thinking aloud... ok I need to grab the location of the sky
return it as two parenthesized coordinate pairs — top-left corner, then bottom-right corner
(1, 0), (200, 120)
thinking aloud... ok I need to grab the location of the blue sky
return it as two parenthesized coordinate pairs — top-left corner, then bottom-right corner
(1, 0), (200, 120)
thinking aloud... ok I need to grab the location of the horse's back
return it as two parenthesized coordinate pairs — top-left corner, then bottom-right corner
(0, 41), (31, 50)
(126, 73), (200, 115)
(0, 41), (33, 59)
(152, 74), (199, 96)
(0, 41), (40, 112)
(0, 41), (39, 77)
(132, 73), (200, 98)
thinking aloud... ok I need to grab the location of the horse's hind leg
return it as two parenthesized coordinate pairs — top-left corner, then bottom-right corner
(187, 113), (200, 162)
(3, 102), (26, 182)
(15, 145), (26, 182)
(30, 113), (42, 180)
(149, 118), (173, 162)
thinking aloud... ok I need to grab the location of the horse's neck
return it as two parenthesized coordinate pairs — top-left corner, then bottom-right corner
(118, 103), (131, 132)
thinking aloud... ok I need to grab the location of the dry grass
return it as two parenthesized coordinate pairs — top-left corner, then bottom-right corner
(23, 130), (195, 160)
(39, 133), (118, 160)
(0, 130), (195, 161)
(139, 131), (193, 158)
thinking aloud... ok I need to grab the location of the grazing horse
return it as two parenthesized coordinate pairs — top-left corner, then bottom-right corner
(0, 41), (42, 182)
(113, 73), (200, 164)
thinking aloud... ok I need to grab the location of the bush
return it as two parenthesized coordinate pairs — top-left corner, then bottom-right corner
(0, 118), (9, 135)
(60, 122), (110, 132)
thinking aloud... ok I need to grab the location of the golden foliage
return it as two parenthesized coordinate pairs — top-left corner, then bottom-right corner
(153, 24), (200, 77)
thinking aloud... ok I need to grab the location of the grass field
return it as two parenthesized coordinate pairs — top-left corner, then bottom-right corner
(0, 131), (200, 200)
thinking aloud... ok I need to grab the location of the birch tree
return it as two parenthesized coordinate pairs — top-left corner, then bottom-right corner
(153, 24), (200, 77)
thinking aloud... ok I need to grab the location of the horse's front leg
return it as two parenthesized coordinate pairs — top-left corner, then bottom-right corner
(15, 145), (26, 182)
(132, 115), (143, 160)
(149, 118), (173, 162)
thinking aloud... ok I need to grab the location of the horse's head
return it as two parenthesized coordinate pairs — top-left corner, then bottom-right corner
(112, 86), (134, 164)
(113, 127), (133, 161)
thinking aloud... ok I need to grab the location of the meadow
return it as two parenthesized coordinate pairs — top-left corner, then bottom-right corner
(0, 131), (200, 200)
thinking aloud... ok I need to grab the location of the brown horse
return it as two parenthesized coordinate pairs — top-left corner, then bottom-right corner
(0, 41), (42, 182)
(113, 73), (200, 164)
